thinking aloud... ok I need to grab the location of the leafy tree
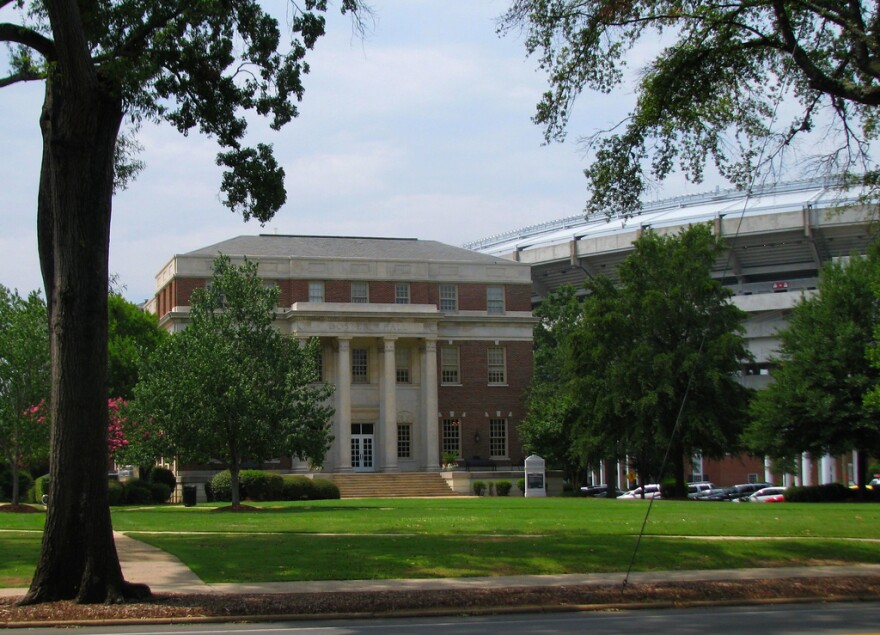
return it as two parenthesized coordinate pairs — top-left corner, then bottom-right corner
(567, 225), (752, 496)
(0, 287), (50, 506)
(500, 0), (880, 216)
(746, 243), (880, 491)
(132, 256), (334, 509)
(520, 286), (586, 486)
(2, 0), (364, 604)
(108, 294), (167, 401)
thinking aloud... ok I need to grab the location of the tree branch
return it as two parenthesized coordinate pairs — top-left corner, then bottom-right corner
(0, 23), (56, 61)
(0, 70), (42, 88)
(772, 0), (880, 105)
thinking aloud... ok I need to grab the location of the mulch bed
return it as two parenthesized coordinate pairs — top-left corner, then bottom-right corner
(2, 576), (879, 626)
(0, 505), (42, 514)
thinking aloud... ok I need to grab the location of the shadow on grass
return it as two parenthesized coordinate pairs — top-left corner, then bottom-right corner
(130, 532), (880, 584)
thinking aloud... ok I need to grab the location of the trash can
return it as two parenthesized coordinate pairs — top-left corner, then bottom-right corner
(182, 484), (197, 507)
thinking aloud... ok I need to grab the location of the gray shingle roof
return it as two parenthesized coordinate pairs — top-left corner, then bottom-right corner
(184, 235), (518, 266)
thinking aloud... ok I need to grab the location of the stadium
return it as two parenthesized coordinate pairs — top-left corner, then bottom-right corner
(465, 178), (876, 487)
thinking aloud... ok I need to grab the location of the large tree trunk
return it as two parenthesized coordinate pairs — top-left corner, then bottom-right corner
(21, 6), (148, 604)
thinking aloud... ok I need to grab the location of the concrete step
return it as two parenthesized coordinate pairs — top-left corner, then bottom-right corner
(323, 473), (461, 498)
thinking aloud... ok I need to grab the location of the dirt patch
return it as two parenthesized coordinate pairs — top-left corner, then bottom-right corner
(0, 505), (43, 514)
(1, 576), (878, 626)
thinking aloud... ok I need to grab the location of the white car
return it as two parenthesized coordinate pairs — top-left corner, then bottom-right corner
(618, 484), (661, 499)
(734, 486), (786, 503)
(687, 482), (715, 498)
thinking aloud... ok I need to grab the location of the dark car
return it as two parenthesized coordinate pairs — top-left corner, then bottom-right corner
(580, 485), (624, 498)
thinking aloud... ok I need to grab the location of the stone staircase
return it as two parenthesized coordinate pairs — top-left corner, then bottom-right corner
(324, 472), (460, 498)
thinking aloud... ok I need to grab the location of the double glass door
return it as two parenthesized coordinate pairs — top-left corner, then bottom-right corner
(351, 423), (374, 472)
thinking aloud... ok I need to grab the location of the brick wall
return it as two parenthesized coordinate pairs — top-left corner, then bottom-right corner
(438, 340), (531, 465)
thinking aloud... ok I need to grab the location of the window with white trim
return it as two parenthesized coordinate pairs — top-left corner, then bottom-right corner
(395, 346), (410, 384)
(487, 346), (506, 384)
(439, 284), (457, 311)
(487, 286), (504, 314)
(397, 424), (411, 459)
(442, 419), (460, 456)
(352, 348), (369, 383)
(489, 418), (507, 458)
(441, 346), (460, 384)
(395, 283), (410, 304)
(308, 281), (324, 303)
(351, 281), (369, 303)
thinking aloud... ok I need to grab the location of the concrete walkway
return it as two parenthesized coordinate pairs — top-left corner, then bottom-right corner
(3, 532), (880, 599)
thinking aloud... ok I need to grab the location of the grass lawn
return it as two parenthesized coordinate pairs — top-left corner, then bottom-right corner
(2, 498), (879, 586)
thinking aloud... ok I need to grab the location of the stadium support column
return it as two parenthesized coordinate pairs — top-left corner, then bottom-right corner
(383, 337), (399, 472)
(423, 338), (440, 471)
(337, 337), (352, 472)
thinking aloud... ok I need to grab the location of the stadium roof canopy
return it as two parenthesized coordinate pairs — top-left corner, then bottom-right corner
(464, 178), (875, 303)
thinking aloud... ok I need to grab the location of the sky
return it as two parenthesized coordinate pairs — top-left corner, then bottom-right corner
(1, 1), (723, 304)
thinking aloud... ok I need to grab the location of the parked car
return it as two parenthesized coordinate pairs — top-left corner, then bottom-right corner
(734, 486), (786, 503)
(687, 482), (715, 499)
(618, 484), (661, 500)
(696, 482), (771, 501)
(579, 485), (624, 498)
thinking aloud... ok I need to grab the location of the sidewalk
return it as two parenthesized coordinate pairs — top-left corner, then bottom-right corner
(3, 532), (880, 599)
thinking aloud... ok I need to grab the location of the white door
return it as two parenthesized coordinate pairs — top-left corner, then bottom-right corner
(351, 423), (375, 472)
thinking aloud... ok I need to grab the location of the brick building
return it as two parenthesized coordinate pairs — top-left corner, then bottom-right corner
(146, 235), (535, 474)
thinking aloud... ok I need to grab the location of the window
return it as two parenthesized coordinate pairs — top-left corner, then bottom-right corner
(487, 286), (504, 314)
(747, 473), (759, 484)
(395, 346), (410, 384)
(395, 283), (410, 304)
(487, 346), (506, 384)
(489, 419), (507, 458)
(441, 346), (459, 384)
(439, 284), (457, 311)
(397, 424), (411, 459)
(308, 281), (324, 303)
(352, 348), (368, 383)
(351, 281), (369, 303)
(442, 419), (460, 456)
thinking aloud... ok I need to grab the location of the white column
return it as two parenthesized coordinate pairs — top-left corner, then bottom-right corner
(382, 338), (398, 472)
(801, 453), (813, 486)
(336, 337), (352, 472)
(422, 338), (440, 471)
(820, 454), (837, 484)
(616, 460), (626, 490)
(764, 456), (774, 484)
(598, 460), (606, 486)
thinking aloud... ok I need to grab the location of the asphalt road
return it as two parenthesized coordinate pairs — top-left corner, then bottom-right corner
(16, 602), (880, 635)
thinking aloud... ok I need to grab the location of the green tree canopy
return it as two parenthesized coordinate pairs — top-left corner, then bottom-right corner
(0, 286), (50, 506)
(2, 0), (364, 604)
(519, 285), (587, 485)
(566, 224), (752, 496)
(745, 243), (880, 489)
(132, 255), (334, 508)
(107, 294), (167, 400)
(500, 0), (880, 216)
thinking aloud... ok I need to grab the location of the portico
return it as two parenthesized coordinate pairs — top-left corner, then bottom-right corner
(285, 302), (444, 473)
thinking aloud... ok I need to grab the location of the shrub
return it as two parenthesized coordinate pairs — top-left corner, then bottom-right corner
(107, 479), (125, 505)
(124, 479), (154, 505)
(210, 471), (232, 502)
(282, 475), (314, 500)
(148, 482), (172, 503)
(516, 478), (525, 495)
(32, 474), (50, 503)
(149, 467), (177, 492)
(204, 480), (214, 503)
(240, 470), (284, 501)
(785, 483), (851, 503)
(311, 478), (340, 500)
(495, 480), (512, 496)
(472, 480), (486, 496)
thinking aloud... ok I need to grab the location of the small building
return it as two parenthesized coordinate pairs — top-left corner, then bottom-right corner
(146, 235), (536, 476)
